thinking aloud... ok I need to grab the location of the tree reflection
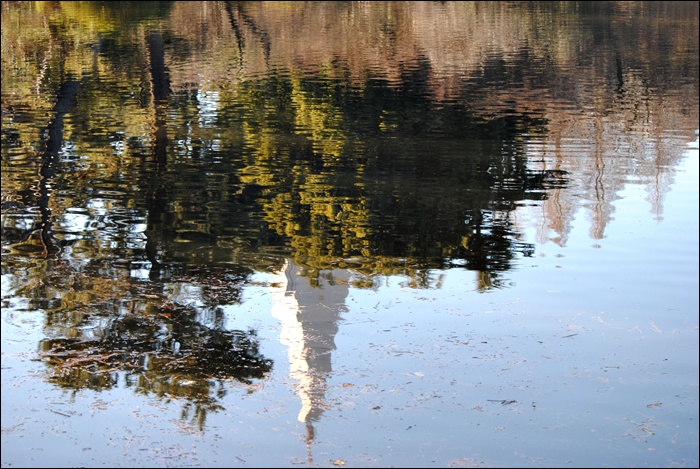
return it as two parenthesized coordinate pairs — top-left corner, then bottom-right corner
(33, 265), (272, 429)
(4, 0), (692, 290)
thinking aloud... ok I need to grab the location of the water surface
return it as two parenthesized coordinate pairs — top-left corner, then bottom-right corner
(1, 1), (698, 467)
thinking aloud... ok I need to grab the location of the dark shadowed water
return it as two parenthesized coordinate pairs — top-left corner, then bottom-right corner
(1, 2), (698, 467)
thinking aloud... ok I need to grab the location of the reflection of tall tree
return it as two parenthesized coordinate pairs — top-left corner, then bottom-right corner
(232, 2), (271, 66)
(145, 29), (170, 166)
(36, 76), (80, 257)
(143, 29), (173, 278)
(224, 1), (246, 71)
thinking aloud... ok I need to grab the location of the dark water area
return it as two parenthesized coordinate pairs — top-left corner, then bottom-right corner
(1, 2), (698, 467)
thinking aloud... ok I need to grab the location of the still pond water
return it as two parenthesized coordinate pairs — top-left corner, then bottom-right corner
(1, 1), (698, 467)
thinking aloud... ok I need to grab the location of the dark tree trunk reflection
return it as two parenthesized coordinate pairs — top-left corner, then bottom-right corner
(38, 77), (80, 257)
